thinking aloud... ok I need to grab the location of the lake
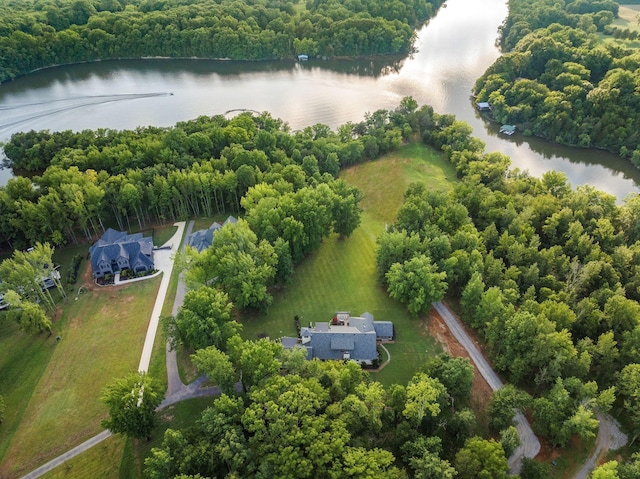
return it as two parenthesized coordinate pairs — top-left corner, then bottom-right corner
(0, 0), (638, 199)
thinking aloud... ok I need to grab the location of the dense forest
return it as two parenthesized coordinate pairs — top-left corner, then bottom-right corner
(5, 92), (640, 473)
(0, 0), (444, 83)
(474, 0), (640, 167)
(376, 111), (640, 475)
(0, 104), (413, 252)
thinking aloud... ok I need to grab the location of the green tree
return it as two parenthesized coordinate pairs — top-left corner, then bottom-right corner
(330, 179), (363, 238)
(242, 374), (348, 478)
(499, 425), (521, 457)
(191, 346), (237, 395)
(617, 364), (640, 443)
(0, 242), (60, 312)
(186, 220), (277, 311)
(228, 336), (283, 392)
(403, 373), (447, 429)
(591, 461), (620, 479)
(487, 384), (532, 432)
(340, 447), (404, 479)
(386, 254), (447, 316)
(410, 450), (456, 479)
(4, 291), (52, 334)
(423, 353), (474, 404)
(101, 372), (163, 439)
(168, 286), (239, 351)
(454, 437), (509, 479)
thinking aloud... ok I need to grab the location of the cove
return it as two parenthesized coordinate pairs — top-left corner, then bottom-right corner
(0, 0), (638, 199)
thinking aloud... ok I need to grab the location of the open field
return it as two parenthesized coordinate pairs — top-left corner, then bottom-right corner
(599, 5), (640, 47)
(40, 397), (214, 479)
(0, 268), (161, 478)
(242, 143), (457, 387)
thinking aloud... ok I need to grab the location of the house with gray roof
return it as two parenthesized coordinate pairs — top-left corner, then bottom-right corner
(187, 216), (238, 253)
(89, 229), (154, 279)
(291, 311), (394, 364)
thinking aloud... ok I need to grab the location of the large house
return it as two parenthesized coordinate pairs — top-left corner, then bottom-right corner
(187, 216), (237, 253)
(89, 229), (154, 279)
(288, 312), (394, 364)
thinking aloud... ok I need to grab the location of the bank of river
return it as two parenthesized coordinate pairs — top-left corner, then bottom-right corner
(0, 0), (638, 199)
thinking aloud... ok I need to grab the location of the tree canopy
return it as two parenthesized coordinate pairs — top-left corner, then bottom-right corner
(474, 0), (640, 167)
(0, 0), (446, 83)
(101, 371), (163, 439)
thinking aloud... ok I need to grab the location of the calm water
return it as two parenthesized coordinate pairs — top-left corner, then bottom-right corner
(0, 0), (638, 199)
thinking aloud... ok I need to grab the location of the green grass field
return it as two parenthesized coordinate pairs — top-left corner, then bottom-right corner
(0, 269), (161, 478)
(598, 5), (640, 48)
(40, 397), (214, 479)
(241, 142), (457, 387)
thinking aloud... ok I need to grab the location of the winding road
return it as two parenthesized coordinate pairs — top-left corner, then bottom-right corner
(432, 301), (540, 474)
(574, 412), (628, 479)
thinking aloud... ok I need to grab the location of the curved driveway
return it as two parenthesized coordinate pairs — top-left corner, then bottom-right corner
(574, 412), (627, 479)
(432, 301), (540, 474)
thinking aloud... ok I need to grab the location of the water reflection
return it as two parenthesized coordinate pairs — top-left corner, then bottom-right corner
(0, 0), (638, 199)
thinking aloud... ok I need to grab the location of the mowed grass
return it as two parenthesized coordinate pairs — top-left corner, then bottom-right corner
(242, 142), (457, 387)
(598, 5), (640, 48)
(18, 221), (189, 479)
(0, 272), (162, 479)
(40, 397), (214, 479)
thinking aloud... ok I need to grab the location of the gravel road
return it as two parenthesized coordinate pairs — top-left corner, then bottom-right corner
(432, 301), (541, 474)
(574, 412), (627, 479)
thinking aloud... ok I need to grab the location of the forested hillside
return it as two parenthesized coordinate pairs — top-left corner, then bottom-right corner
(474, 0), (640, 167)
(0, 0), (444, 82)
(374, 113), (640, 474)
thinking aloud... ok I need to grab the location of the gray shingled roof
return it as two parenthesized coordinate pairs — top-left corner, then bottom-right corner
(186, 216), (239, 253)
(89, 229), (154, 277)
(281, 337), (300, 349)
(331, 335), (355, 350)
(373, 321), (394, 339)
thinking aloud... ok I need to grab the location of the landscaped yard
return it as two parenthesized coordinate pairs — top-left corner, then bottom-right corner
(1, 142), (457, 477)
(0, 267), (161, 478)
(241, 142), (457, 387)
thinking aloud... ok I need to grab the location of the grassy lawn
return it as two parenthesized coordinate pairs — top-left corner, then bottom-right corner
(3, 219), (196, 478)
(241, 142), (456, 387)
(598, 5), (640, 47)
(0, 270), (162, 479)
(40, 397), (214, 479)
(546, 437), (595, 479)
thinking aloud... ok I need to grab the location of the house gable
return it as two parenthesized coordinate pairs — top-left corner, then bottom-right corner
(89, 229), (155, 279)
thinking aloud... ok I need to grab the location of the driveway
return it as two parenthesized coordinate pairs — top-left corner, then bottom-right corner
(432, 301), (540, 474)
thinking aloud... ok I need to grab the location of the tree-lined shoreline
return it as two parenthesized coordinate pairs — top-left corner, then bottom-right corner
(0, 0), (444, 83)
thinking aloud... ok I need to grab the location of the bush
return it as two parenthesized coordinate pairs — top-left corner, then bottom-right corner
(66, 253), (83, 286)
